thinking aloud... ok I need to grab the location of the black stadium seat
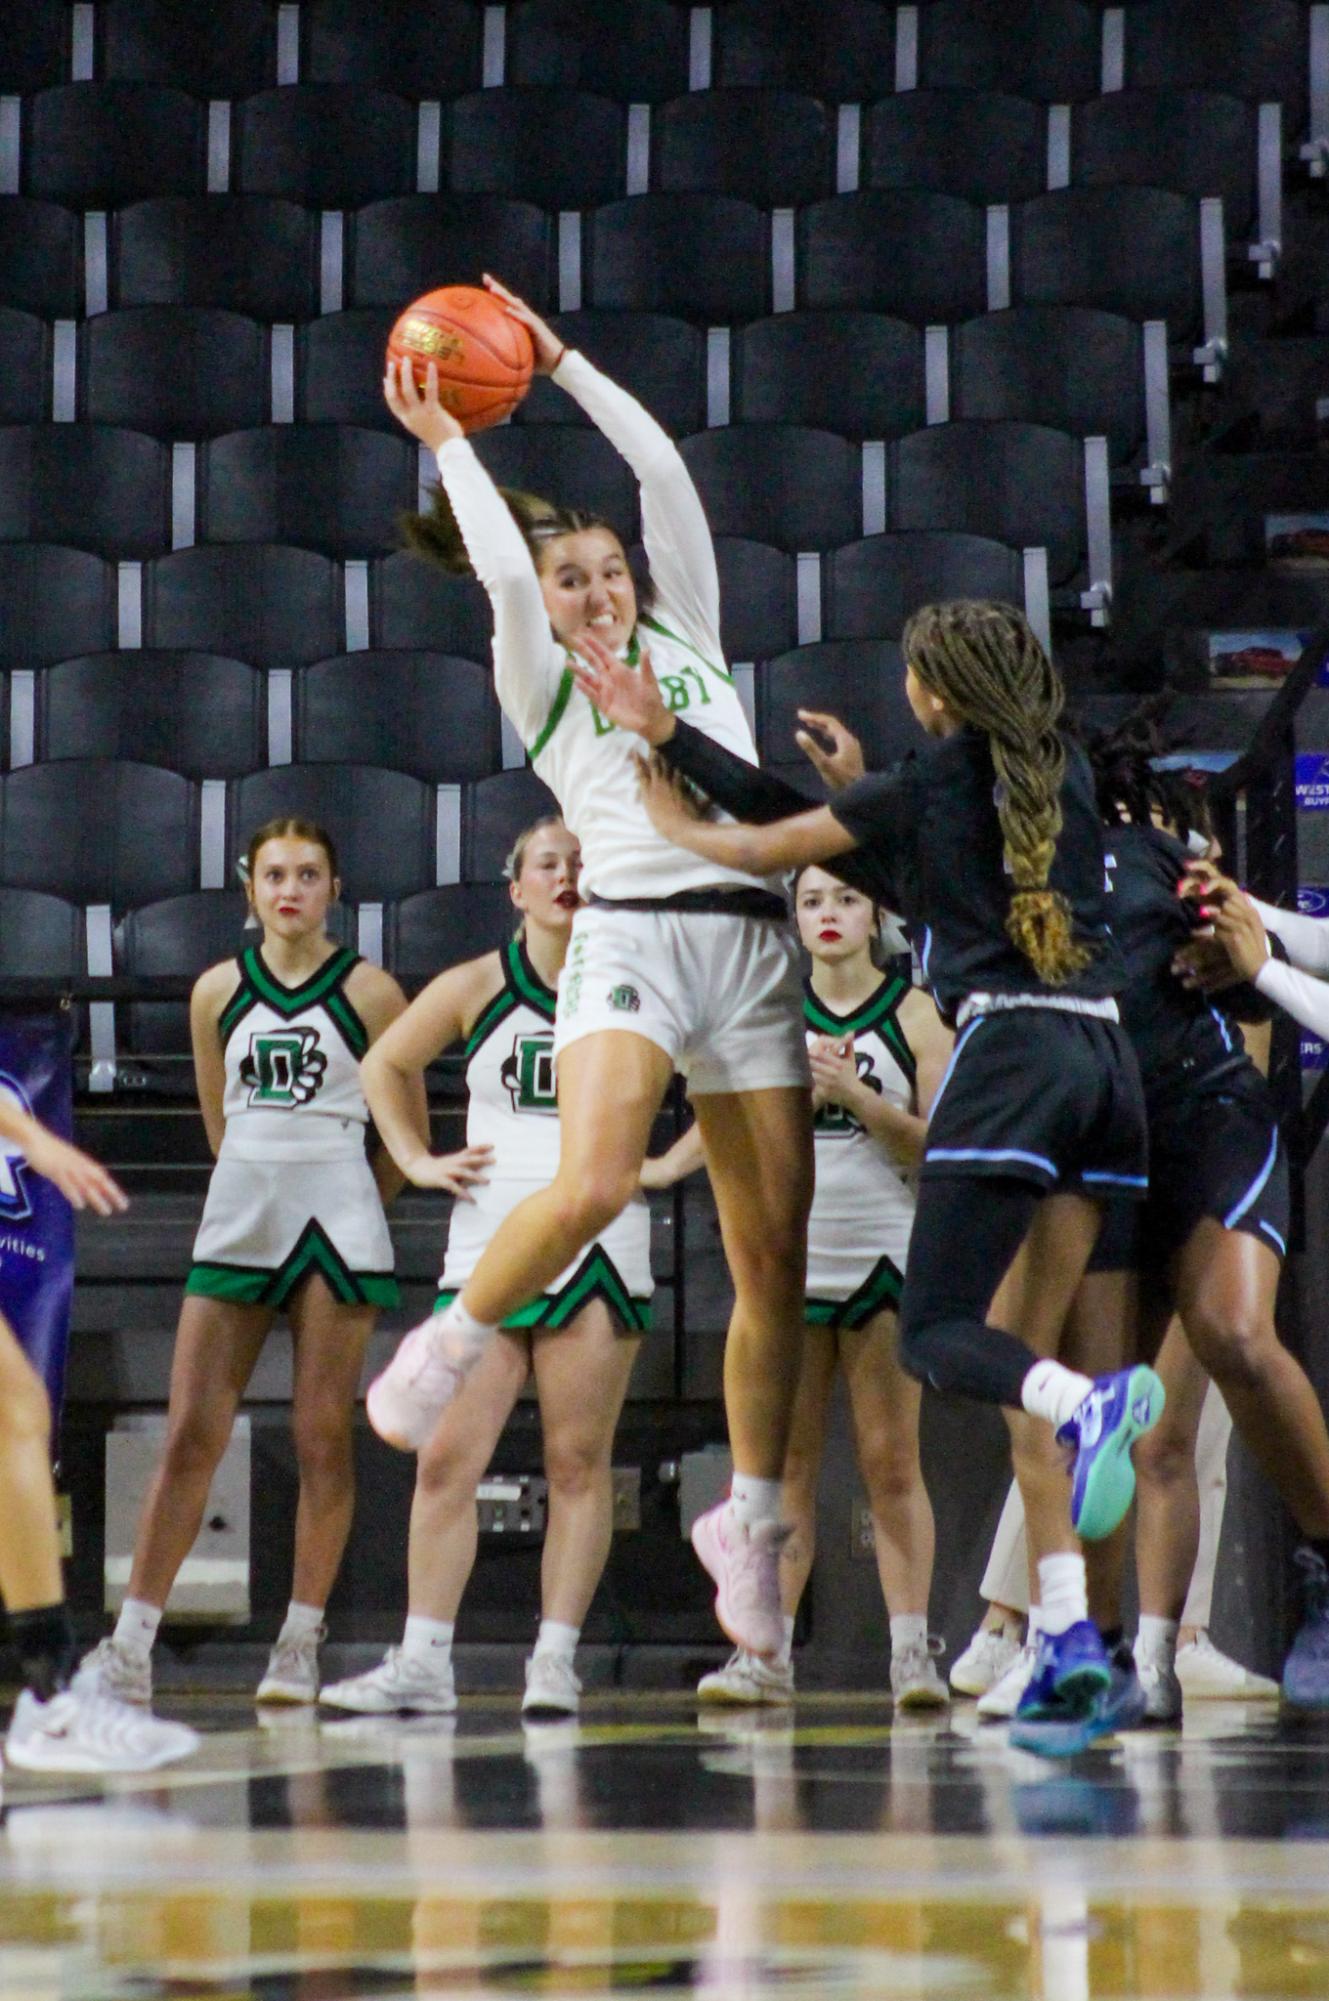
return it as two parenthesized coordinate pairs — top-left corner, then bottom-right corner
(143, 545), (345, 670)
(297, 310), (398, 429)
(1072, 90), (1260, 238)
(862, 90), (1049, 205)
(111, 197), (321, 321)
(651, 91), (835, 205)
(386, 882), (518, 981)
(37, 651), (266, 778)
(0, 426), (171, 560)
(80, 308), (270, 440)
(368, 552), (494, 664)
(679, 427), (860, 551)
(0, 310), (51, 425)
(99, 0), (279, 95)
(732, 313), (926, 441)
(443, 89), (628, 208)
(462, 769), (561, 881)
(230, 765), (437, 902)
(0, 761), (199, 907)
(584, 196), (771, 322)
(914, 0), (1104, 101)
(471, 427), (639, 546)
(301, 0), (485, 98)
(506, 0), (691, 103)
(0, 6), (71, 92)
(233, 86), (417, 206)
(0, 200), (83, 318)
(1123, 0), (1311, 126)
(1011, 187), (1207, 342)
(888, 421), (1088, 584)
(293, 651), (503, 784)
(797, 192), (988, 325)
(517, 312), (707, 437)
(0, 546), (118, 672)
(823, 531), (1028, 641)
(711, 539), (799, 663)
(756, 642), (932, 783)
(347, 197), (556, 312)
(0, 887), (83, 979)
(712, 0), (897, 97)
(197, 426), (417, 558)
(22, 84), (208, 208)
(950, 308), (1148, 468)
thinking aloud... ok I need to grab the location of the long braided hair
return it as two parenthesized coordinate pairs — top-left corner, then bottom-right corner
(903, 599), (1092, 986)
(1082, 696), (1210, 848)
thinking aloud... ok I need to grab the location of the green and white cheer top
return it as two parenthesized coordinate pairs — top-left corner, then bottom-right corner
(217, 945), (372, 1161)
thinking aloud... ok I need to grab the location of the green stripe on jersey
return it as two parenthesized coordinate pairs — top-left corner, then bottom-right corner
(639, 611), (734, 687)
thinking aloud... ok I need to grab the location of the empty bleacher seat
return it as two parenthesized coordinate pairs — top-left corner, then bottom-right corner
(368, 551), (494, 664)
(233, 86), (418, 206)
(756, 642), (932, 782)
(143, 545), (345, 670)
(887, 421), (1091, 585)
(651, 91), (835, 205)
(862, 90), (1048, 205)
(0, 425), (171, 559)
(111, 197), (321, 321)
(506, 0), (691, 103)
(22, 84), (207, 207)
(197, 425), (418, 558)
(37, 651), (266, 777)
(1122, 0), (1311, 127)
(1216, 337), (1329, 449)
(732, 313), (926, 440)
(1072, 90), (1263, 241)
(0, 310), (51, 425)
(386, 882), (518, 980)
(797, 192), (988, 325)
(823, 531), (1028, 640)
(471, 427), (640, 546)
(914, 0), (1104, 101)
(711, 539), (800, 662)
(680, 426), (860, 551)
(0, 546), (117, 672)
(0, 887), (83, 978)
(297, 310), (397, 429)
(1010, 187), (1214, 348)
(584, 195), (771, 322)
(712, 0), (897, 97)
(443, 89), (627, 207)
(462, 769), (561, 881)
(231, 765), (437, 901)
(98, 0), (278, 95)
(0, 200), (83, 318)
(294, 651), (503, 783)
(301, 0), (485, 98)
(517, 312), (707, 437)
(80, 308), (270, 440)
(0, 760), (198, 906)
(0, 6), (70, 92)
(950, 307), (1151, 470)
(347, 196), (556, 311)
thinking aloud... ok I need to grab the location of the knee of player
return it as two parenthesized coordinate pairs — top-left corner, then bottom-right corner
(1133, 1419), (1196, 1491)
(1186, 1307), (1275, 1390)
(860, 1436), (924, 1508)
(545, 1434), (608, 1500)
(162, 1409), (232, 1481)
(549, 1168), (636, 1241)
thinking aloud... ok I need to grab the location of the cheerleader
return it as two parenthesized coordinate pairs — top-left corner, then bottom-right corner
(81, 817), (423, 1706)
(322, 815), (648, 1718)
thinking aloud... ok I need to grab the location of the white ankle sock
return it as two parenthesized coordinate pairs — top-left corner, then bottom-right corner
(434, 1298), (496, 1369)
(1136, 1614), (1179, 1665)
(890, 1613), (929, 1654)
(534, 1619), (579, 1660)
(277, 1600), (324, 1644)
(1036, 1554), (1088, 1636)
(402, 1615), (454, 1666)
(728, 1473), (782, 1528)
(113, 1597), (161, 1656)
(1020, 1359), (1096, 1432)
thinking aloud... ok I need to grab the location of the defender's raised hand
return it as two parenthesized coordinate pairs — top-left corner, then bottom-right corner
(572, 631), (676, 745)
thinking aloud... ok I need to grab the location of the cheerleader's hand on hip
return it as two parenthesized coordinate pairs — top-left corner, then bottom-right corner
(405, 1143), (494, 1198)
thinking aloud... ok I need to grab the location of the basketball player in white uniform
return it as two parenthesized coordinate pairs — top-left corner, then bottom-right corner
(324, 816), (649, 1719)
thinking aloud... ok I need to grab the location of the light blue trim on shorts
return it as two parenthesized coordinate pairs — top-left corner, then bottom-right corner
(1223, 1127), (1279, 1231)
(1082, 1170), (1149, 1189)
(1259, 1220), (1288, 1256)
(925, 1145), (1058, 1177)
(924, 1015), (984, 1122)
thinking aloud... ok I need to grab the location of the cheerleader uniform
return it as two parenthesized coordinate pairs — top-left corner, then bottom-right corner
(187, 944), (397, 1309)
(804, 970), (916, 1327)
(434, 936), (653, 1333)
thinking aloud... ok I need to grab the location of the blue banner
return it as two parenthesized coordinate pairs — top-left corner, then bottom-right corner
(0, 1011), (76, 1426)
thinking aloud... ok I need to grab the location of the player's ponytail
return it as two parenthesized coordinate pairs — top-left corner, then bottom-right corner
(902, 601), (1092, 987)
(402, 483), (617, 577)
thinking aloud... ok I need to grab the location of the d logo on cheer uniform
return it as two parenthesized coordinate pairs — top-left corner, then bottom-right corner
(240, 1027), (328, 1107)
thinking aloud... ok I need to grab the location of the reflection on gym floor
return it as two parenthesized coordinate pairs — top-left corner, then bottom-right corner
(2, 1694), (1328, 1997)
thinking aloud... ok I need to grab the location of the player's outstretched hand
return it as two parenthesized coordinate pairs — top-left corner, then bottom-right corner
(572, 633), (675, 745)
(633, 752), (705, 841)
(405, 1143), (494, 1199)
(795, 710), (866, 791)
(383, 356), (464, 452)
(483, 274), (565, 375)
(24, 1128), (129, 1215)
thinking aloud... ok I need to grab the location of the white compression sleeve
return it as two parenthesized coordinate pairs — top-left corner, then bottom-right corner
(1250, 897), (1329, 976)
(1254, 953), (1329, 1042)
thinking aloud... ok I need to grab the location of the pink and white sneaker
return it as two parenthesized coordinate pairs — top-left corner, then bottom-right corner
(366, 1318), (469, 1452)
(690, 1501), (789, 1658)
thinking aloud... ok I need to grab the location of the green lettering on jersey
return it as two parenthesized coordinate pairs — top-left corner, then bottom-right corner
(500, 1032), (558, 1113)
(240, 1026), (328, 1107)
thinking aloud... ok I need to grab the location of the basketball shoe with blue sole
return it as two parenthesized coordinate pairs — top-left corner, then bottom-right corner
(1011, 1620), (1110, 1732)
(1010, 1642), (1148, 1758)
(1056, 1365), (1166, 1541)
(1283, 1548), (1329, 1713)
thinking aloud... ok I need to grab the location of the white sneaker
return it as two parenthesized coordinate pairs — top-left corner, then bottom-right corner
(522, 1651), (582, 1719)
(891, 1636), (950, 1710)
(690, 1503), (789, 1658)
(949, 1626), (1023, 1697)
(319, 1647), (457, 1715)
(697, 1649), (795, 1706)
(74, 1636), (152, 1706)
(366, 1317), (468, 1452)
(256, 1624), (325, 1705)
(4, 1686), (197, 1775)
(1175, 1631), (1279, 1699)
(1134, 1648), (1183, 1723)
(976, 1639), (1037, 1719)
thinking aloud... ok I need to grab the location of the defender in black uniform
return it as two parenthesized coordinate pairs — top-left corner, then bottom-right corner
(572, 601), (1164, 1728)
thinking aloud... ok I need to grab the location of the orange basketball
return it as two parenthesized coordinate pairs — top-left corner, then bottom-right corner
(386, 284), (535, 433)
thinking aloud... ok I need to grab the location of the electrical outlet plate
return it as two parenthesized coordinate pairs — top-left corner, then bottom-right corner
(851, 1499), (875, 1561)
